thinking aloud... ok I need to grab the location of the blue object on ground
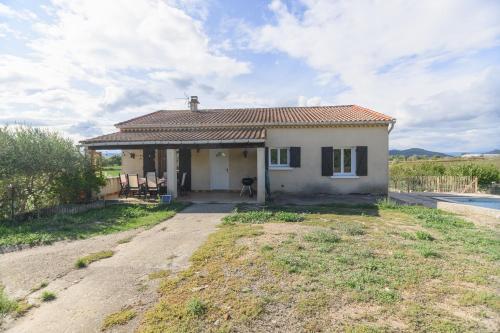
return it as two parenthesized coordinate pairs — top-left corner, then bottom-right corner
(160, 195), (172, 204)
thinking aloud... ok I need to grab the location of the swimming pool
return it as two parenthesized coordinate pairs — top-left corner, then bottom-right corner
(435, 196), (500, 210)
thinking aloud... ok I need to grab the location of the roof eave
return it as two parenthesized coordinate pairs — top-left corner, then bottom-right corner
(116, 120), (395, 130)
(80, 138), (266, 147)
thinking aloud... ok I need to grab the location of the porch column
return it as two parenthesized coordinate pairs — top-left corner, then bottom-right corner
(256, 147), (266, 203)
(166, 149), (178, 198)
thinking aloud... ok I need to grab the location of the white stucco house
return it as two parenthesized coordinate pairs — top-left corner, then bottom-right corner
(81, 97), (396, 203)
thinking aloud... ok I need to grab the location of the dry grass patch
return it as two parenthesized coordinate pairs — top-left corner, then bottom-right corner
(139, 202), (500, 332)
(117, 235), (134, 244)
(102, 307), (136, 330)
(0, 286), (17, 316)
(30, 281), (48, 293)
(139, 224), (266, 332)
(148, 270), (171, 280)
(1, 285), (34, 320)
(75, 250), (114, 268)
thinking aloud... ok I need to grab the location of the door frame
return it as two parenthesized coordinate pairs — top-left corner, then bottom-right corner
(209, 149), (229, 190)
(143, 147), (156, 176)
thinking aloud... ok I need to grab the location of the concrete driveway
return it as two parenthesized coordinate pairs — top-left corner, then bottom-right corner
(0, 203), (233, 333)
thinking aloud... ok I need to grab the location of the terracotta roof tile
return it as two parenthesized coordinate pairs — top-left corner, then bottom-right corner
(81, 128), (266, 145)
(115, 105), (394, 128)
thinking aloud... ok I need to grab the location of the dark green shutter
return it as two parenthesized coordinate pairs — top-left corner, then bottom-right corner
(289, 147), (301, 167)
(265, 147), (269, 170)
(321, 147), (333, 176)
(356, 146), (368, 176)
(265, 147), (270, 196)
(178, 148), (191, 190)
(143, 147), (156, 176)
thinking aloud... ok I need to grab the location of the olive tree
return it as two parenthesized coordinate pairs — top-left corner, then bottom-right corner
(0, 126), (105, 219)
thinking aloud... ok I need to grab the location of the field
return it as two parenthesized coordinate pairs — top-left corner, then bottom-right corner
(390, 156), (500, 169)
(139, 202), (500, 332)
(102, 164), (121, 177)
(389, 157), (500, 190)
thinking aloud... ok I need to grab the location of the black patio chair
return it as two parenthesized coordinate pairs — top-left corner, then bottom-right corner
(145, 172), (160, 199)
(119, 174), (129, 198)
(126, 174), (143, 198)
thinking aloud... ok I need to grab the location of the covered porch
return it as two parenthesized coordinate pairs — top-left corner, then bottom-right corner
(83, 128), (267, 203)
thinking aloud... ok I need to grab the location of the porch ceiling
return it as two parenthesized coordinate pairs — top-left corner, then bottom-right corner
(81, 127), (266, 149)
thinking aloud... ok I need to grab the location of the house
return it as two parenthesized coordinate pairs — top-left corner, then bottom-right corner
(81, 97), (396, 203)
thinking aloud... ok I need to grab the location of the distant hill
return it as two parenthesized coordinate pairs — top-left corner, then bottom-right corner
(484, 149), (500, 154)
(389, 148), (449, 157)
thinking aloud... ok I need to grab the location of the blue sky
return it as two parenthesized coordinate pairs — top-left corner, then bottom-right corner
(1, 0), (499, 152)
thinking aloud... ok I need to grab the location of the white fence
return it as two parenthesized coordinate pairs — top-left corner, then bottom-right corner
(390, 176), (478, 193)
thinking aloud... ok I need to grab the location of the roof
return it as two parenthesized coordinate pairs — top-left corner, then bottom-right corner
(81, 127), (266, 146)
(115, 105), (395, 129)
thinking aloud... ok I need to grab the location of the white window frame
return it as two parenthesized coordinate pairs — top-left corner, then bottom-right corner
(332, 147), (357, 178)
(269, 147), (290, 169)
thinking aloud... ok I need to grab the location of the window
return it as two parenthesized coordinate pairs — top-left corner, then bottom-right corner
(333, 147), (356, 176)
(269, 148), (289, 168)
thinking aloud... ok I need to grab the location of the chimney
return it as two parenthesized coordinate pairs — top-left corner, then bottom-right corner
(189, 96), (199, 111)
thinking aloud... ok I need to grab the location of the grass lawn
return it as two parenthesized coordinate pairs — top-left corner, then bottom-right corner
(139, 201), (499, 333)
(0, 203), (186, 248)
(102, 164), (121, 177)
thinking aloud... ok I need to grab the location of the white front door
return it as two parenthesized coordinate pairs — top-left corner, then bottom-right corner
(210, 149), (229, 190)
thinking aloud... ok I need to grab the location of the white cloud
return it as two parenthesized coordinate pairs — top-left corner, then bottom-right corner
(0, 3), (36, 20)
(0, 0), (250, 142)
(298, 95), (321, 106)
(0, 3), (15, 16)
(251, 0), (500, 151)
(31, 0), (249, 77)
(2, 0), (499, 152)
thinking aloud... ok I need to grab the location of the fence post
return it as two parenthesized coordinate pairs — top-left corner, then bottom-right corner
(8, 184), (15, 221)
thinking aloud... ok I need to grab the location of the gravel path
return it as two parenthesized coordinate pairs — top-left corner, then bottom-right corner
(0, 203), (233, 333)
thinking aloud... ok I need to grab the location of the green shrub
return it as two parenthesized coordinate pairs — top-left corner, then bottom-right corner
(222, 211), (273, 224)
(0, 286), (17, 315)
(274, 211), (304, 222)
(400, 232), (416, 240)
(75, 258), (87, 268)
(40, 291), (56, 302)
(415, 231), (434, 241)
(0, 126), (105, 220)
(303, 230), (341, 244)
(376, 198), (400, 209)
(416, 245), (440, 258)
(260, 244), (273, 252)
(186, 298), (207, 317)
(446, 163), (500, 188)
(222, 210), (304, 224)
(75, 250), (114, 268)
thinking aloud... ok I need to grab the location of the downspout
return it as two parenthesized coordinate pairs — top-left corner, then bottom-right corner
(388, 120), (396, 134)
(387, 120), (396, 196)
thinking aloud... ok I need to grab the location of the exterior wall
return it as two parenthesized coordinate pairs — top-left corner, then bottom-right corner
(228, 148), (257, 190)
(266, 126), (389, 195)
(191, 149), (210, 190)
(121, 149), (143, 175)
(190, 148), (257, 191)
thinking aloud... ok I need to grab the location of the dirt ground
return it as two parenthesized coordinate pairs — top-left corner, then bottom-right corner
(0, 203), (234, 333)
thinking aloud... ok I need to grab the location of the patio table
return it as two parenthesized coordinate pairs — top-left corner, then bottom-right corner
(139, 177), (167, 185)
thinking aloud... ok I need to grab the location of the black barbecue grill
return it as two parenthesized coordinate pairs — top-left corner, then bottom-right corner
(240, 177), (254, 197)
